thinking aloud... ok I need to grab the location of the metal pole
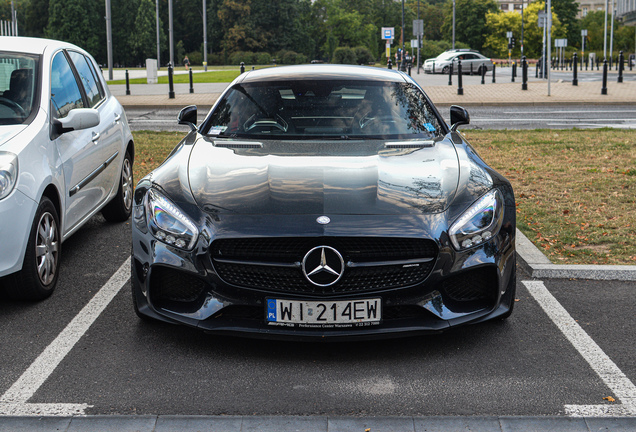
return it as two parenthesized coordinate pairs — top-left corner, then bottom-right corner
(156, 0), (160, 69)
(603, 0), (608, 59)
(521, 1), (524, 56)
(169, 0), (174, 67)
(452, 0), (456, 50)
(572, 53), (578, 86)
(203, 0), (208, 71)
(602, 59), (608, 94)
(105, 0), (113, 81)
(547, 0), (551, 96)
(610, 0), (615, 65)
(417, 0), (420, 74)
(402, 0), (405, 64)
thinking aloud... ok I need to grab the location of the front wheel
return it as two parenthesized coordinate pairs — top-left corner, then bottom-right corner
(441, 65), (450, 74)
(102, 150), (133, 222)
(5, 197), (61, 300)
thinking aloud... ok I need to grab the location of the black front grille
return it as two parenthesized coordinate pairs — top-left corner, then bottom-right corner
(442, 267), (497, 302)
(212, 237), (437, 294)
(150, 266), (207, 303)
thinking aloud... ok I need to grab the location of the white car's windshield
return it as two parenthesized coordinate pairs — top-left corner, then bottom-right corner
(0, 52), (38, 125)
(204, 80), (443, 140)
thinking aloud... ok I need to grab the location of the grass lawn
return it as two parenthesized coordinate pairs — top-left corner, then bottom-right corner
(131, 129), (636, 265)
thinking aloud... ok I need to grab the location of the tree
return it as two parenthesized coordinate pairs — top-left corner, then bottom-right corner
(551, 0), (579, 48)
(45, 0), (104, 61)
(130, 0), (166, 66)
(441, 0), (500, 53)
(484, 2), (563, 58)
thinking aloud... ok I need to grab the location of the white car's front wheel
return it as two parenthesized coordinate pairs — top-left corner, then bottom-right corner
(5, 196), (61, 300)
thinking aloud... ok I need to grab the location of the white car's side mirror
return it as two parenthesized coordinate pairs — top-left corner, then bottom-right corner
(57, 108), (100, 132)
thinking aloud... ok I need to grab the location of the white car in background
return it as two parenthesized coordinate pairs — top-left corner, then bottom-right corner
(424, 49), (494, 75)
(0, 37), (134, 300)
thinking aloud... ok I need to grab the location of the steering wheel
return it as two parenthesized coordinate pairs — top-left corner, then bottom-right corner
(0, 97), (27, 117)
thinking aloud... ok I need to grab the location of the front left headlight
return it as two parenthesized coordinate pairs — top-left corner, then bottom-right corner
(449, 189), (504, 251)
(0, 152), (18, 201)
(145, 189), (199, 250)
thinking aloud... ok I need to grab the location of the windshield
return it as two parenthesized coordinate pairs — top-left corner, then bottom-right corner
(0, 52), (38, 125)
(203, 80), (443, 140)
(435, 52), (458, 61)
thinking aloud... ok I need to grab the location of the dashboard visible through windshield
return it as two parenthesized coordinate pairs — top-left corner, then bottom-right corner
(203, 80), (444, 140)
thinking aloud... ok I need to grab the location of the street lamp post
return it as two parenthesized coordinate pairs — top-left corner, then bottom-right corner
(604, 0), (608, 59)
(169, 0), (174, 66)
(156, 0), (160, 69)
(452, 0), (456, 50)
(105, 0), (113, 80)
(203, 0), (208, 71)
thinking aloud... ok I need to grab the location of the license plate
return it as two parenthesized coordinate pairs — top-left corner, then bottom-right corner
(266, 298), (381, 328)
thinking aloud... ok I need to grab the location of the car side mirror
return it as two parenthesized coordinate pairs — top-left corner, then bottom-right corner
(178, 105), (197, 131)
(450, 105), (470, 132)
(56, 108), (100, 133)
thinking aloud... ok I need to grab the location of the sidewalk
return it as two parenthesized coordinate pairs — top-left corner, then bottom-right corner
(109, 68), (636, 109)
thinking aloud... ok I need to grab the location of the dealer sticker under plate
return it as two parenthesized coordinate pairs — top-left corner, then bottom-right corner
(266, 298), (381, 328)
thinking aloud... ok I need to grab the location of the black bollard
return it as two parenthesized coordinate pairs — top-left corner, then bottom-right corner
(457, 60), (463, 95)
(168, 63), (175, 99)
(596, 58), (599, 70)
(432, 62), (435, 74)
(240, 62), (245, 74)
(521, 56), (528, 90)
(388, 59), (392, 70)
(481, 63), (486, 84)
(470, 62), (473, 75)
(618, 51), (624, 83)
(511, 61), (515, 82)
(536, 60), (539, 78)
(492, 63), (496, 83)
(572, 53), (578, 86)
(601, 59), (608, 95)
(125, 69), (130, 95)
(189, 68), (194, 93)
(448, 62), (453, 86)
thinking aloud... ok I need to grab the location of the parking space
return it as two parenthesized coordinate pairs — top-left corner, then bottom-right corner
(2, 217), (634, 421)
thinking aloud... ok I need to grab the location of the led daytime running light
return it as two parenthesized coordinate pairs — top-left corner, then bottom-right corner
(449, 189), (503, 251)
(146, 189), (199, 250)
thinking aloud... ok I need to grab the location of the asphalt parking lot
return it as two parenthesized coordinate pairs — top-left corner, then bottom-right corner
(1, 215), (635, 430)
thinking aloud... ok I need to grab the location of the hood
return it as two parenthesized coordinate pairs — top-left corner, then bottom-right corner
(0, 125), (27, 148)
(187, 137), (460, 216)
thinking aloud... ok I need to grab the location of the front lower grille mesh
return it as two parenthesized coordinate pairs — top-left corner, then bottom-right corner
(442, 267), (497, 302)
(212, 237), (437, 295)
(150, 266), (207, 303)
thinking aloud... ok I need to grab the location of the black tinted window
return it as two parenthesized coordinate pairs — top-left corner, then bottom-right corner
(204, 81), (443, 139)
(51, 52), (84, 118)
(68, 51), (103, 107)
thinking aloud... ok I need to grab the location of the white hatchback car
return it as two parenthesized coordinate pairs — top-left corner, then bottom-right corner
(0, 37), (134, 300)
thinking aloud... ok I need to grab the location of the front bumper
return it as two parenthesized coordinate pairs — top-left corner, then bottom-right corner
(0, 189), (37, 277)
(131, 211), (516, 340)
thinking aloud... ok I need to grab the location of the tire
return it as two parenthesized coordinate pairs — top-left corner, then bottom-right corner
(5, 197), (61, 300)
(102, 150), (133, 222)
(442, 65), (450, 74)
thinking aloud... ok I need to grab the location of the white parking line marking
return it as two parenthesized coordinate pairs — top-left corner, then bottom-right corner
(523, 280), (636, 416)
(0, 258), (130, 416)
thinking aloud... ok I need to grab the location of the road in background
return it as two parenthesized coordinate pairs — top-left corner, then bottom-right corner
(124, 105), (636, 132)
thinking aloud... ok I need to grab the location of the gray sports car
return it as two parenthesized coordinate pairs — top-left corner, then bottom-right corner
(131, 65), (516, 340)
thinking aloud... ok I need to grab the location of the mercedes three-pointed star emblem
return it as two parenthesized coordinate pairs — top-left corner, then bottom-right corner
(302, 246), (345, 287)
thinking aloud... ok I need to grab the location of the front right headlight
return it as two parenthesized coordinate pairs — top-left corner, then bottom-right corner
(449, 189), (504, 251)
(145, 189), (199, 250)
(0, 152), (19, 200)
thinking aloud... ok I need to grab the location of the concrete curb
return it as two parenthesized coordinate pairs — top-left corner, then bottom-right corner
(515, 229), (636, 281)
(1, 414), (635, 432)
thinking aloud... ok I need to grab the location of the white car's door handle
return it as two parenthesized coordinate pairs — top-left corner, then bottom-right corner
(114, 113), (121, 124)
(92, 132), (100, 143)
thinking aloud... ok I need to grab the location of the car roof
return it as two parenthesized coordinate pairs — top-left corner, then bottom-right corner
(238, 64), (408, 83)
(0, 36), (81, 55)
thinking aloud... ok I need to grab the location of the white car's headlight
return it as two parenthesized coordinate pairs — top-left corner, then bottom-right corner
(0, 152), (19, 200)
(449, 189), (504, 251)
(145, 189), (199, 250)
